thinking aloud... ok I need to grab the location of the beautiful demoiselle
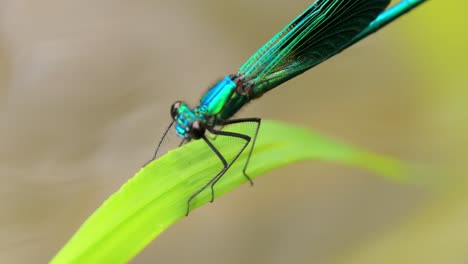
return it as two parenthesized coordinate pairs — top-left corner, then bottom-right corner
(147, 0), (427, 215)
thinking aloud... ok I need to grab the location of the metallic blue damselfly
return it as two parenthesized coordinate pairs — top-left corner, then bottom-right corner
(146, 0), (427, 215)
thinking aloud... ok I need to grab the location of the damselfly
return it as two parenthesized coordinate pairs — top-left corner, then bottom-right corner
(147, 0), (427, 215)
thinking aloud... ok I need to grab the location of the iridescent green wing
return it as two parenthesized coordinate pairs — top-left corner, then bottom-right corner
(238, 0), (390, 98)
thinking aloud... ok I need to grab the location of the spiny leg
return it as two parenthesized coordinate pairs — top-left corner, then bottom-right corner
(186, 134), (229, 216)
(185, 119), (260, 215)
(208, 125), (224, 141)
(142, 120), (174, 167)
(179, 137), (191, 147)
(207, 117), (222, 141)
(220, 117), (261, 186)
(207, 127), (251, 201)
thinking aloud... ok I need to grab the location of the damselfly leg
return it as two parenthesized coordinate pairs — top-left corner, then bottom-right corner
(185, 118), (261, 215)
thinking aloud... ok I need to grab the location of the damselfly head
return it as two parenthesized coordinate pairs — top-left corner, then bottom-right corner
(171, 101), (206, 140)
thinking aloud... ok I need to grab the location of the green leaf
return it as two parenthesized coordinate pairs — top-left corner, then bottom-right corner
(51, 120), (407, 264)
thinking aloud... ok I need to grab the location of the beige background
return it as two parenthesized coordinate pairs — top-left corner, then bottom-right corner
(1, 0), (466, 263)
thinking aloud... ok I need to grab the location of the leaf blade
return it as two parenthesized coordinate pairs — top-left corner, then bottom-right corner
(51, 120), (407, 263)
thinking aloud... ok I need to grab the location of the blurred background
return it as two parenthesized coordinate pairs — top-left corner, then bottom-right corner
(1, 0), (466, 263)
